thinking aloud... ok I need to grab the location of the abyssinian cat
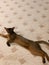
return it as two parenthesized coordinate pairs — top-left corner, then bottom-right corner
(0, 27), (49, 63)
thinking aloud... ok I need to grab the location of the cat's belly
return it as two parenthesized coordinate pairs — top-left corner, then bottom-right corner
(14, 38), (29, 47)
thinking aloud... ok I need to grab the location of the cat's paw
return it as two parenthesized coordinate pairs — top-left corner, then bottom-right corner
(7, 43), (11, 47)
(0, 34), (2, 36)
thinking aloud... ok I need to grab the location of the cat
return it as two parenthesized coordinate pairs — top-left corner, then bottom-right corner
(0, 27), (49, 63)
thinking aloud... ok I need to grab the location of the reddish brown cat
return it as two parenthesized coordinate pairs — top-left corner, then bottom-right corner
(0, 27), (49, 63)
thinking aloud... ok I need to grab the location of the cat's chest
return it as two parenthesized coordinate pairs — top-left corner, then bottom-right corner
(8, 34), (16, 40)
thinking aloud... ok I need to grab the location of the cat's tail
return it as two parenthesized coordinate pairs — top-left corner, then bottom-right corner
(35, 40), (49, 49)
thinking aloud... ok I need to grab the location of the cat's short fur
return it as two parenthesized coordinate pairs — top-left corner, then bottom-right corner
(0, 27), (49, 63)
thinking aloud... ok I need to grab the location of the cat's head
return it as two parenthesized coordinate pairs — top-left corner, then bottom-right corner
(4, 27), (15, 34)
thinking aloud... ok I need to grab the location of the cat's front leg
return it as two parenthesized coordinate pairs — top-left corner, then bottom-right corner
(6, 40), (11, 47)
(0, 34), (8, 38)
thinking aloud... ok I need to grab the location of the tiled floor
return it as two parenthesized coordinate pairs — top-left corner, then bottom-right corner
(0, 0), (49, 65)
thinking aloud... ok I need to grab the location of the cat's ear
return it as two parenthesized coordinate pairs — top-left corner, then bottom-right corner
(12, 27), (15, 30)
(4, 27), (7, 30)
